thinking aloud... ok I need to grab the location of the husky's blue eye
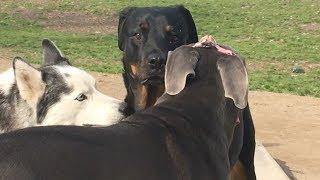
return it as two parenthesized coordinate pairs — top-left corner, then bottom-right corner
(75, 94), (87, 102)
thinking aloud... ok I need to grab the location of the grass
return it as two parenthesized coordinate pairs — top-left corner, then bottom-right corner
(0, 0), (319, 97)
(250, 65), (320, 97)
(0, 13), (122, 73)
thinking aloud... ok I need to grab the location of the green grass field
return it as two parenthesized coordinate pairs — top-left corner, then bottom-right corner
(0, 0), (319, 97)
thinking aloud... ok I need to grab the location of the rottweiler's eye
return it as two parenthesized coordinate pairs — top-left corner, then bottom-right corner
(170, 35), (179, 44)
(75, 93), (87, 102)
(134, 33), (142, 40)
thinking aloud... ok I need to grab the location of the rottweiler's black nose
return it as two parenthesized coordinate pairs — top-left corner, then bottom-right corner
(148, 54), (165, 69)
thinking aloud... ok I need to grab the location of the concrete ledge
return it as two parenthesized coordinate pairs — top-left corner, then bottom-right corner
(255, 141), (290, 180)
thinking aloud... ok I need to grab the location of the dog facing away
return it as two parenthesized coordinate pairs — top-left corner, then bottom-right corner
(0, 43), (249, 180)
(0, 39), (124, 133)
(118, 6), (256, 179)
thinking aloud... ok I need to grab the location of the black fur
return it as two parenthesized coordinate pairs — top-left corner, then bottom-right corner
(239, 105), (256, 179)
(42, 39), (71, 66)
(36, 66), (72, 123)
(118, 6), (256, 179)
(0, 46), (242, 180)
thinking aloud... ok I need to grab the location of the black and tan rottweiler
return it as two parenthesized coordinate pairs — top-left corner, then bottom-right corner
(118, 5), (198, 115)
(118, 6), (256, 179)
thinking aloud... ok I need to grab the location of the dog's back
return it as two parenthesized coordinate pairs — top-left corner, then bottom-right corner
(0, 122), (180, 180)
(0, 44), (246, 180)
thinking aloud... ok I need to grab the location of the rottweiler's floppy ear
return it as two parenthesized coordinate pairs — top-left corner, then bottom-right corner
(177, 5), (198, 44)
(165, 48), (199, 95)
(118, 7), (137, 51)
(13, 57), (45, 106)
(217, 56), (248, 109)
(42, 39), (70, 66)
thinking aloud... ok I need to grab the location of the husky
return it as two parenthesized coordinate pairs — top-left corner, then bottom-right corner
(0, 39), (125, 133)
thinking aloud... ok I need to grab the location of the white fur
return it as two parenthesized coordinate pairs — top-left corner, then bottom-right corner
(14, 59), (45, 107)
(39, 65), (123, 126)
(0, 64), (123, 132)
(0, 68), (15, 95)
(14, 102), (37, 129)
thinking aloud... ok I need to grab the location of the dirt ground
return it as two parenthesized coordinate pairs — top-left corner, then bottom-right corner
(11, 7), (118, 34)
(1, 54), (319, 180)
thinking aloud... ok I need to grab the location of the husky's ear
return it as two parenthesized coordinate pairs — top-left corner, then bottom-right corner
(42, 39), (71, 66)
(217, 55), (248, 109)
(165, 47), (199, 95)
(13, 57), (45, 106)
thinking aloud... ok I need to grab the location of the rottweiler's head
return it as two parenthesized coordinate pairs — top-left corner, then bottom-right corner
(118, 5), (198, 85)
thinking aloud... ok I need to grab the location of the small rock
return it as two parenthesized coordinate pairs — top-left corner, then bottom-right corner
(292, 65), (305, 73)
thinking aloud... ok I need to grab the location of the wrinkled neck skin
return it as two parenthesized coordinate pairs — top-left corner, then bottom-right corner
(144, 79), (231, 178)
(155, 79), (227, 140)
(153, 48), (230, 145)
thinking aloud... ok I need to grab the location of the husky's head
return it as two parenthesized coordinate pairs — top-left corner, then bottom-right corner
(12, 39), (124, 127)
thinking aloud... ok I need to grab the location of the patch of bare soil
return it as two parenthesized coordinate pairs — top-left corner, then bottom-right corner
(12, 7), (41, 20)
(42, 10), (117, 34)
(11, 8), (117, 34)
(2, 0), (47, 4)
(90, 72), (126, 100)
(247, 60), (320, 72)
(301, 22), (320, 31)
(0, 52), (319, 179)
(249, 91), (320, 180)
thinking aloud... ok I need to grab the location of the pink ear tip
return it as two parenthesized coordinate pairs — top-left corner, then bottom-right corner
(215, 45), (235, 56)
(192, 34), (217, 48)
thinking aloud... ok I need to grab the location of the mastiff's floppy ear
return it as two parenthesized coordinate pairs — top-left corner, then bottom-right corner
(217, 55), (248, 109)
(42, 39), (70, 66)
(165, 48), (199, 95)
(118, 7), (137, 51)
(13, 57), (45, 106)
(176, 5), (198, 44)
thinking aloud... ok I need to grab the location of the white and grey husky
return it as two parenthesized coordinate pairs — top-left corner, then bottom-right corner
(0, 39), (125, 133)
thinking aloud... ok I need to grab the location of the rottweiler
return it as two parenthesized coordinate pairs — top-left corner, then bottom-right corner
(118, 5), (198, 115)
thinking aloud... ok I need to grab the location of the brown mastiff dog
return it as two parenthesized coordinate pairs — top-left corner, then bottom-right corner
(118, 5), (256, 179)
